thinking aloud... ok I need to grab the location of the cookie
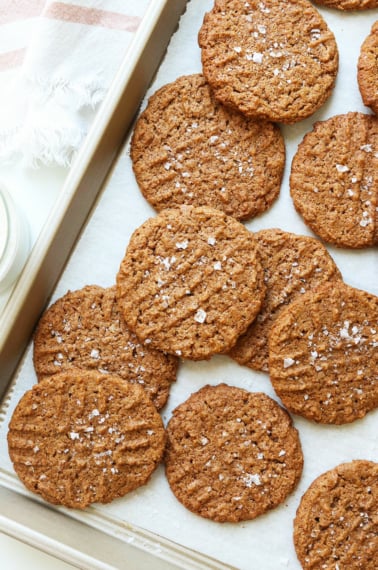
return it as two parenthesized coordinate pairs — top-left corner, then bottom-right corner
(33, 285), (178, 410)
(164, 384), (303, 523)
(7, 370), (166, 509)
(290, 112), (378, 248)
(358, 22), (378, 115)
(116, 206), (265, 360)
(130, 74), (285, 221)
(269, 281), (378, 424)
(229, 229), (342, 372)
(313, 0), (378, 10)
(198, 0), (338, 124)
(294, 460), (378, 569)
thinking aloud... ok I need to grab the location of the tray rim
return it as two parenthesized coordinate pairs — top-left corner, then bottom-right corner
(0, 478), (234, 570)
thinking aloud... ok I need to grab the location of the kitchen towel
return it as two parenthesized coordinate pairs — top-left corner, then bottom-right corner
(0, 0), (151, 167)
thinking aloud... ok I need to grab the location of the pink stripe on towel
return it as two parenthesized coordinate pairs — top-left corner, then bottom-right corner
(0, 0), (45, 25)
(0, 48), (25, 70)
(44, 2), (142, 31)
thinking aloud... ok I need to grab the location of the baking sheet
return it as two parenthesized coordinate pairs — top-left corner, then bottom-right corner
(1, 1), (378, 569)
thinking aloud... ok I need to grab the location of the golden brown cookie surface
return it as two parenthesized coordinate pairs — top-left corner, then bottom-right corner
(165, 384), (303, 522)
(294, 460), (378, 569)
(290, 112), (378, 248)
(269, 281), (378, 424)
(7, 371), (166, 509)
(229, 229), (341, 372)
(33, 285), (178, 410)
(131, 74), (285, 221)
(313, 0), (377, 9)
(116, 206), (265, 360)
(358, 21), (378, 115)
(198, 0), (338, 123)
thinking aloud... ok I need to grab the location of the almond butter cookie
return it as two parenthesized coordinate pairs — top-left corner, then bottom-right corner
(358, 21), (378, 115)
(294, 460), (378, 569)
(269, 281), (378, 424)
(198, 0), (338, 123)
(313, 0), (377, 10)
(116, 206), (265, 360)
(229, 229), (341, 372)
(7, 371), (166, 509)
(131, 74), (285, 221)
(33, 285), (178, 410)
(165, 384), (303, 522)
(290, 112), (378, 248)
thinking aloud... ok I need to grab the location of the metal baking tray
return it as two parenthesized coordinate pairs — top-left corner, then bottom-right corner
(0, 2), (377, 569)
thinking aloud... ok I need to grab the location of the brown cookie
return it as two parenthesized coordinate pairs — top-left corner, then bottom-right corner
(198, 0), (338, 124)
(130, 74), (285, 221)
(7, 370), (166, 509)
(269, 281), (378, 424)
(229, 229), (342, 372)
(294, 460), (378, 569)
(358, 22), (378, 115)
(164, 384), (303, 523)
(33, 285), (178, 410)
(116, 206), (265, 360)
(290, 112), (378, 248)
(313, 0), (378, 10)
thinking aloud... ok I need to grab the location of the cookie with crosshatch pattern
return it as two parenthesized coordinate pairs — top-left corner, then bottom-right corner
(294, 460), (378, 569)
(269, 281), (378, 424)
(229, 229), (342, 372)
(130, 73), (285, 220)
(33, 285), (178, 410)
(290, 112), (378, 248)
(116, 206), (265, 360)
(198, 0), (338, 123)
(358, 21), (378, 115)
(7, 370), (166, 509)
(164, 383), (303, 522)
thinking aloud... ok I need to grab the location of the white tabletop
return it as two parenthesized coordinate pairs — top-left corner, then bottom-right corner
(0, 532), (75, 570)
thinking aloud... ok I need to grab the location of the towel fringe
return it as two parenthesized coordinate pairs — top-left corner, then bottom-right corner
(0, 75), (107, 167)
(25, 73), (106, 110)
(0, 123), (86, 168)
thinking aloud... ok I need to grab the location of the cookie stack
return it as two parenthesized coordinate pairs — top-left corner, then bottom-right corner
(7, 1), (378, 568)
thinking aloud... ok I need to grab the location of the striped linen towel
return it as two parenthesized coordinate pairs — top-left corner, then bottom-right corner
(0, 0), (151, 167)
